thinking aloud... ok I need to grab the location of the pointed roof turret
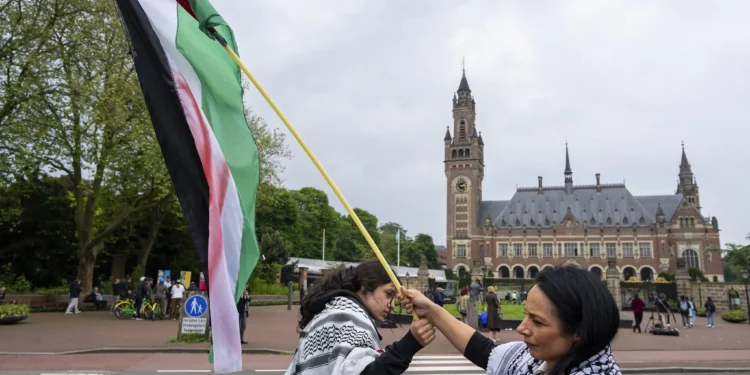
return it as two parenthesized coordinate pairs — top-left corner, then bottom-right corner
(444, 126), (452, 141)
(564, 142), (573, 194)
(680, 141), (692, 173)
(470, 126), (478, 138)
(478, 131), (484, 145)
(457, 70), (471, 93)
(656, 202), (665, 217)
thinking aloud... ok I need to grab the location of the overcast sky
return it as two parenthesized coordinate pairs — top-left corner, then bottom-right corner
(215, 0), (749, 248)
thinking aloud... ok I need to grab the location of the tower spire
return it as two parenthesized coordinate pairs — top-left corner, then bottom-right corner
(457, 69), (471, 93)
(680, 141), (692, 173)
(564, 142), (573, 194)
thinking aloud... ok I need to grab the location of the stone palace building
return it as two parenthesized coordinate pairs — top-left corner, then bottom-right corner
(443, 71), (724, 282)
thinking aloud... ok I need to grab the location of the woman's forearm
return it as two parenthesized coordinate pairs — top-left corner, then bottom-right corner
(426, 304), (477, 354)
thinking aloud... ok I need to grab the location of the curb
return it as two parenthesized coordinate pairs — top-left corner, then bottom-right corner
(0, 347), (294, 356)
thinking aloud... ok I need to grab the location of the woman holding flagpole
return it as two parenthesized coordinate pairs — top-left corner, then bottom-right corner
(286, 260), (436, 375)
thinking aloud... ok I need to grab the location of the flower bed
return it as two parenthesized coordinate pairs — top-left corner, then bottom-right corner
(0, 303), (30, 325)
(720, 309), (748, 323)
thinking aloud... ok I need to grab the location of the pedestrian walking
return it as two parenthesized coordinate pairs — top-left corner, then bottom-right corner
(631, 293), (645, 333)
(155, 278), (168, 318)
(66, 278), (82, 314)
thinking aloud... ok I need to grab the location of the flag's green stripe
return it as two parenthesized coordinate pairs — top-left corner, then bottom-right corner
(176, 6), (260, 301)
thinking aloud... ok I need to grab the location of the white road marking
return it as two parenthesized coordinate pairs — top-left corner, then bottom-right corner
(406, 365), (483, 372)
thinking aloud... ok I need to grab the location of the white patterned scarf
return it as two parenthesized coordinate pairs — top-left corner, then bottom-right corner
(285, 294), (382, 375)
(487, 342), (622, 375)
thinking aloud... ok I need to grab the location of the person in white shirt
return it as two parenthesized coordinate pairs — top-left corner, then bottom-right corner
(169, 279), (186, 320)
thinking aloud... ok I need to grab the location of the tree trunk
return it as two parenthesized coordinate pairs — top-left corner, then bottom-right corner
(77, 243), (102, 294)
(136, 198), (169, 272)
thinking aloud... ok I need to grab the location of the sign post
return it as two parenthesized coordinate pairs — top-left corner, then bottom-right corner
(178, 291), (210, 339)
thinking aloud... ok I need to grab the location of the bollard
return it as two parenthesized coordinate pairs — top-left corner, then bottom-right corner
(288, 281), (293, 310)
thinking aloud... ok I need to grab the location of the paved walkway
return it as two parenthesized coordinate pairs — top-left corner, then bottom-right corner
(1, 307), (749, 369)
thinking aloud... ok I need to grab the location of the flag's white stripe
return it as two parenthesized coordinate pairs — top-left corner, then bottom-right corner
(138, 0), (242, 373)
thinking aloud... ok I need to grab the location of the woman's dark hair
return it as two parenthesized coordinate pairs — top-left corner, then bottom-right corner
(298, 260), (395, 330)
(535, 265), (619, 375)
(461, 287), (469, 296)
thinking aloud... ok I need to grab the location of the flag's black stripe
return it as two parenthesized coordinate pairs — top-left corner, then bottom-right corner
(115, 0), (210, 273)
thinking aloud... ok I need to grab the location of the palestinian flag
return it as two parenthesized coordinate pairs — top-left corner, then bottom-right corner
(115, 0), (259, 372)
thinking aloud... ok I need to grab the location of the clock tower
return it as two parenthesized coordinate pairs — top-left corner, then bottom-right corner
(444, 70), (484, 263)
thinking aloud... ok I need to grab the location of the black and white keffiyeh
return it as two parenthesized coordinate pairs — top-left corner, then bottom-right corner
(487, 341), (622, 375)
(285, 294), (382, 375)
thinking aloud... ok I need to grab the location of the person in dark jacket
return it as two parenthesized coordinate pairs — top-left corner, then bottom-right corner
(134, 277), (153, 320)
(433, 288), (445, 307)
(704, 296), (716, 327)
(485, 286), (502, 343)
(237, 289), (251, 344)
(124, 277), (134, 298)
(111, 279), (127, 313)
(66, 278), (82, 314)
(630, 293), (645, 333)
(285, 260), (436, 375)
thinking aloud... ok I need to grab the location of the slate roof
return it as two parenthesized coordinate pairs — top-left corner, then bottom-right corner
(477, 185), (688, 228)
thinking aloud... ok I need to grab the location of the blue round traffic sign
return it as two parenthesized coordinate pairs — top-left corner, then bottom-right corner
(184, 295), (208, 317)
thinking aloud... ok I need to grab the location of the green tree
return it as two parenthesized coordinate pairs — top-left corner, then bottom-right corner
(1, 0), (170, 291)
(256, 185), (299, 246)
(0, 0), (67, 135)
(0, 171), (78, 287)
(290, 187), (340, 259)
(251, 231), (291, 284)
(401, 233), (438, 268)
(723, 241), (750, 275)
(336, 208), (380, 262)
(378, 222), (407, 265)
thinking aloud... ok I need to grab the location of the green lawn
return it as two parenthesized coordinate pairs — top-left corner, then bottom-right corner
(442, 302), (526, 320)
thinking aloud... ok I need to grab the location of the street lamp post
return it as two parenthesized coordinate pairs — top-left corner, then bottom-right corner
(696, 278), (702, 304)
(741, 269), (750, 325)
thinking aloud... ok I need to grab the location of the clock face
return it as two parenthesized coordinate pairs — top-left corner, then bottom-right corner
(456, 179), (468, 192)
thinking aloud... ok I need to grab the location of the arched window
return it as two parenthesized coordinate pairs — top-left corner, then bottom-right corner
(513, 266), (525, 279)
(498, 266), (510, 279)
(690, 217), (695, 228)
(465, 149), (471, 158)
(528, 266), (539, 279)
(639, 216), (645, 225)
(606, 217), (612, 225)
(623, 266), (636, 281)
(683, 249), (699, 269)
(459, 120), (466, 139)
(451, 149), (457, 159)
(623, 217), (629, 225)
(458, 149), (464, 157)
(590, 267), (603, 280)
(640, 267), (653, 281)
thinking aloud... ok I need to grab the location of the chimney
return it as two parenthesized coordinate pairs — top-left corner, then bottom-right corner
(596, 173), (601, 192)
(538, 176), (543, 194)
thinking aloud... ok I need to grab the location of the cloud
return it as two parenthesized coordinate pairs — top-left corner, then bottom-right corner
(216, 0), (750, 246)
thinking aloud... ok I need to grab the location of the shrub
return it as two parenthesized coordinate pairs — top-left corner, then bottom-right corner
(696, 307), (706, 317)
(0, 304), (31, 319)
(9, 275), (32, 293)
(721, 310), (749, 323)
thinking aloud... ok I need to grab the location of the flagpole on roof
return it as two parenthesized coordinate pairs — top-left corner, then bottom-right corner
(211, 33), (415, 318)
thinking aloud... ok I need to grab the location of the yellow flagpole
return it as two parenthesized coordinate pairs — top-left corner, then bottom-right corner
(215, 38), (418, 318)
